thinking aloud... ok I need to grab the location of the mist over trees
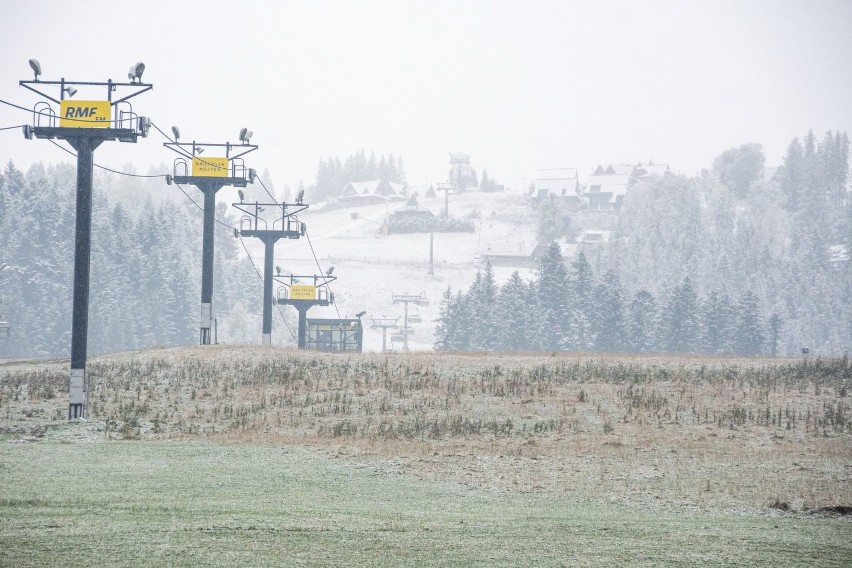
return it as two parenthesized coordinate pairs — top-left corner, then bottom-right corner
(0, 161), (266, 359)
(446, 130), (850, 356)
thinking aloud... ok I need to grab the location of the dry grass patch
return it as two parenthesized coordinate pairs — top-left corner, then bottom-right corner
(2, 347), (850, 513)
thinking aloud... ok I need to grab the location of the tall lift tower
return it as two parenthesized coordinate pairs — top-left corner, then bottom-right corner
(391, 293), (429, 351)
(448, 152), (474, 193)
(164, 128), (257, 345)
(275, 273), (336, 349)
(233, 199), (308, 345)
(370, 316), (399, 353)
(19, 59), (152, 419)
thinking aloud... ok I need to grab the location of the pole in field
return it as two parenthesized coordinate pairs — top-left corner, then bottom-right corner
(164, 129), (258, 344)
(232, 198), (309, 345)
(19, 59), (153, 420)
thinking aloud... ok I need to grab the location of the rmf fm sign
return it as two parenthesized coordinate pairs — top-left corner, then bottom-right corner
(59, 100), (111, 128)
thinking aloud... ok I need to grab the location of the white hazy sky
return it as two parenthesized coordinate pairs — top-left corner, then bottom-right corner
(1, 0), (851, 193)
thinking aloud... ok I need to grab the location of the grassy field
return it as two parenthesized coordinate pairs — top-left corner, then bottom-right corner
(1, 439), (850, 567)
(1, 347), (851, 565)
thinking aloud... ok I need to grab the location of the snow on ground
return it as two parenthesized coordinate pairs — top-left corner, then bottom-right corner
(239, 191), (538, 352)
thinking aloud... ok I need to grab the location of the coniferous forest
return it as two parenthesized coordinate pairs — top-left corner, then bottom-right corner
(436, 130), (852, 356)
(0, 161), (264, 359)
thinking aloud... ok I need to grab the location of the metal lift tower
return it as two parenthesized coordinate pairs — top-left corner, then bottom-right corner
(19, 59), (152, 419)
(275, 274), (336, 349)
(164, 129), (258, 345)
(370, 316), (399, 353)
(233, 200), (308, 345)
(391, 294), (428, 351)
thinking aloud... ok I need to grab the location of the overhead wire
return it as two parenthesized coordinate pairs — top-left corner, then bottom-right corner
(0, 124), (26, 131)
(254, 175), (278, 203)
(0, 97), (36, 113)
(46, 139), (168, 178)
(302, 227), (342, 319)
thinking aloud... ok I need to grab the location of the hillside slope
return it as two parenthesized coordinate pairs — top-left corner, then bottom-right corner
(235, 190), (538, 351)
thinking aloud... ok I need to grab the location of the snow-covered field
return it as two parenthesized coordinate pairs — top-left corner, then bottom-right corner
(238, 190), (538, 351)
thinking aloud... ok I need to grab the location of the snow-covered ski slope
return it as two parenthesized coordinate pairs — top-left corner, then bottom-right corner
(239, 190), (538, 352)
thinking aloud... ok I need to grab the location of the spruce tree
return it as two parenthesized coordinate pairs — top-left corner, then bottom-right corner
(628, 289), (658, 352)
(735, 290), (765, 355)
(592, 270), (626, 352)
(496, 271), (529, 351)
(663, 277), (699, 353)
(568, 252), (594, 350)
(537, 242), (570, 350)
(781, 137), (804, 211)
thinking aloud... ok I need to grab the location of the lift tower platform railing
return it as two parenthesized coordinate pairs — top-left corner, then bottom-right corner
(233, 200), (308, 346)
(275, 274), (336, 349)
(164, 129), (258, 345)
(19, 59), (152, 420)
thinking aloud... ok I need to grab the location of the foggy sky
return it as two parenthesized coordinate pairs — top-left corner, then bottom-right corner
(1, 0), (851, 193)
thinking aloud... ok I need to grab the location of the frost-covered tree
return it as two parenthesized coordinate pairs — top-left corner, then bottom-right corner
(496, 271), (531, 351)
(734, 291), (765, 356)
(627, 289), (658, 352)
(662, 277), (700, 353)
(537, 242), (570, 350)
(591, 270), (626, 352)
(712, 143), (765, 199)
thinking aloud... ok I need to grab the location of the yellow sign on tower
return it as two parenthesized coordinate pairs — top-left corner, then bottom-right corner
(59, 100), (111, 128)
(290, 285), (317, 300)
(192, 157), (229, 177)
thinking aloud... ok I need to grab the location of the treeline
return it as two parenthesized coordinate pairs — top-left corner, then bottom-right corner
(314, 149), (406, 200)
(535, 129), (851, 355)
(435, 249), (783, 356)
(0, 161), (265, 359)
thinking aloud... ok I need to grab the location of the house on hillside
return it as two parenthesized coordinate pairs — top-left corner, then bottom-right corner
(535, 168), (583, 207)
(586, 167), (630, 210)
(634, 162), (672, 178)
(481, 241), (548, 268)
(580, 230), (611, 244)
(339, 180), (405, 200)
(593, 163), (635, 176)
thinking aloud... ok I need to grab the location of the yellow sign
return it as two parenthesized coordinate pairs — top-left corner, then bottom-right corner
(59, 100), (111, 128)
(290, 285), (317, 300)
(192, 157), (229, 177)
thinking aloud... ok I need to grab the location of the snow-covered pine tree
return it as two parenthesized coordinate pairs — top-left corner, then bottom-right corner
(734, 290), (765, 355)
(536, 242), (570, 350)
(592, 269), (626, 352)
(627, 289), (658, 353)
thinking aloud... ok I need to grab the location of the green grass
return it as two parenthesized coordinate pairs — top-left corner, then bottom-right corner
(0, 439), (849, 567)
